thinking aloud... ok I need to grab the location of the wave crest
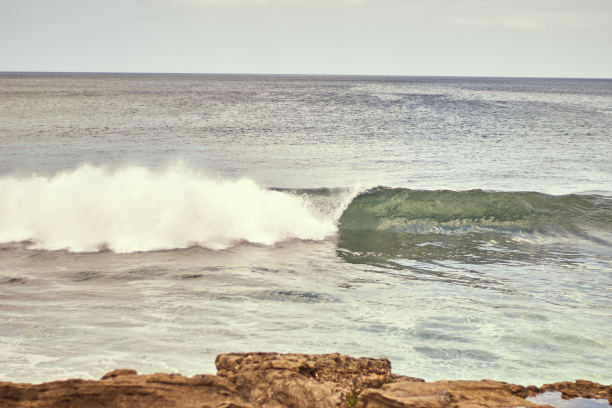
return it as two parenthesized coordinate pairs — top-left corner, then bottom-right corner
(336, 187), (612, 264)
(339, 187), (612, 234)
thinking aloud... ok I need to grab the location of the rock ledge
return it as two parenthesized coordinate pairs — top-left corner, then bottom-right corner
(0, 353), (609, 407)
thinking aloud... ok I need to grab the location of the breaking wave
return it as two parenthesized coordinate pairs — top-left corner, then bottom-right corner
(3, 171), (611, 256)
(0, 166), (338, 253)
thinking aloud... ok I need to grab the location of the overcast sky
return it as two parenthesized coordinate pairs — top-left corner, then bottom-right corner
(1, 0), (611, 77)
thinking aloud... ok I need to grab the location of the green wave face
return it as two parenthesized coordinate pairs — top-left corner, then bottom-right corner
(339, 188), (612, 233)
(337, 188), (612, 265)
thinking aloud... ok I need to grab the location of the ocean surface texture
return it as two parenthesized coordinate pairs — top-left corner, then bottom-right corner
(1, 73), (611, 385)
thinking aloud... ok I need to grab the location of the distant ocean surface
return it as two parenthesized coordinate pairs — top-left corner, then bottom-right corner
(1, 73), (611, 385)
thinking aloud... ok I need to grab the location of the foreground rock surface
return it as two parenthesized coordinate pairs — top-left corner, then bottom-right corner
(0, 370), (249, 408)
(539, 379), (611, 403)
(357, 379), (541, 408)
(0, 353), (609, 408)
(215, 352), (391, 408)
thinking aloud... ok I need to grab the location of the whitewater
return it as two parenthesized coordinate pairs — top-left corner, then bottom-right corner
(0, 165), (339, 252)
(1, 73), (611, 386)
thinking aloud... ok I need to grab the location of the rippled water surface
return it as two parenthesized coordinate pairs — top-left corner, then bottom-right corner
(1, 74), (611, 385)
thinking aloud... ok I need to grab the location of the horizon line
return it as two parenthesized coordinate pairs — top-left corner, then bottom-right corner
(1, 70), (611, 81)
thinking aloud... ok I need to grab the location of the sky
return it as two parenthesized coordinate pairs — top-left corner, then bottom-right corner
(1, 0), (611, 78)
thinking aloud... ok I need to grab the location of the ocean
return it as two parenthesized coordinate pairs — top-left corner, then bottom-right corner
(0, 73), (611, 386)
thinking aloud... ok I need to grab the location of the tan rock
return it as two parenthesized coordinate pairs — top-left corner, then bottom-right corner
(356, 379), (550, 408)
(100, 368), (138, 380)
(216, 352), (392, 408)
(0, 370), (252, 408)
(0, 353), (610, 408)
(538, 379), (612, 404)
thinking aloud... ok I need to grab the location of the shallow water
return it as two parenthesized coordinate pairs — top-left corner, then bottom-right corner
(0, 74), (611, 385)
(527, 392), (610, 407)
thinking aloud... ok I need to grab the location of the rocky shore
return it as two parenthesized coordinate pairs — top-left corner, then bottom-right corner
(1, 353), (610, 407)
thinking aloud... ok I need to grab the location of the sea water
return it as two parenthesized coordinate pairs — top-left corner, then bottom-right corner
(0, 73), (611, 386)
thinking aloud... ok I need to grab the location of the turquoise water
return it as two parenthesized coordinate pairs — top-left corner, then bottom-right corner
(0, 74), (611, 385)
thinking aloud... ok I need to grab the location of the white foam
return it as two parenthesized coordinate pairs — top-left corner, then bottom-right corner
(0, 165), (337, 253)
